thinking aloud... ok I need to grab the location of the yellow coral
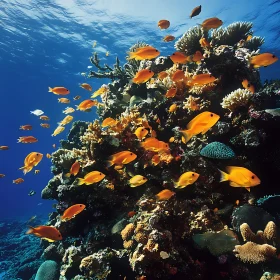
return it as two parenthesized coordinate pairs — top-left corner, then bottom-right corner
(123, 240), (134, 249)
(121, 223), (135, 241)
(263, 221), (277, 242)
(134, 232), (148, 245)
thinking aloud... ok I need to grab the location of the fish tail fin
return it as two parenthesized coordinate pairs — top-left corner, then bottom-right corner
(19, 165), (31, 175)
(218, 169), (229, 182)
(180, 129), (193, 144)
(106, 160), (114, 168)
(26, 226), (35, 235)
(65, 173), (71, 178)
(77, 178), (85, 186)
(48, 87), (53, 92)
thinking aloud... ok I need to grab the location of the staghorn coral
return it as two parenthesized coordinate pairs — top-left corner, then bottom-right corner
(233, 241), (276, 264)
(221, 88), (252, 112)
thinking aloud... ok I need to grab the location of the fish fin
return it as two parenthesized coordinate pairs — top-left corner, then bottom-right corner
(180, 129), (193, 144)
(128, 51), (137, 60)
(41, 237), (55, 242)
(218, 169), (229, 182)
(114, 165), (123, 170)
(19, 165), (31, 175)
(48, 87), (53, 92)
(65, 173), (71, 178)
(26, 226), (35, 235)
(229, 181), (243, 187)
(245, 187), (251, 192)
(200, 127), (211, 135)
(106, 160), (114, 168)
(77, 178), (84, 186)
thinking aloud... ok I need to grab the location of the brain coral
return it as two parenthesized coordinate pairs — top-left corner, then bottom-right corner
(35, 260), (59, 280)
(200, 141), (235, 159)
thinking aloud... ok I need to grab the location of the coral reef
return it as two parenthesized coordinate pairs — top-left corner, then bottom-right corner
(27, 18), (280, 280)
(35, 260), (59, 280)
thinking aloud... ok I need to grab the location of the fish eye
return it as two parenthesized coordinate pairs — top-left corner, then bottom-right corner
(80, 205), (82, 207)
(156, 50), (159, 52)
(99, 173), (102, 175)
(210, 114), (213, 117)
(58, 234), (61, 237)
(247, 83), (251, 87)
(36, 153), (39, 156)
(141, 129), (144, 131)
(172, 53), (175, 56)
(192, 173), (195, 176)
(149, 70), (152, 73)
(272, 55), (276, 58)
(210, 75), (213, 77)
(251, 175), (255, 179)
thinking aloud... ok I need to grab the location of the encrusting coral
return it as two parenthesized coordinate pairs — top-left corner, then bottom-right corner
(36, 17), (280, 280)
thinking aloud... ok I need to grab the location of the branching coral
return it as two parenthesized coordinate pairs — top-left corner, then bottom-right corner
(221, 88), (252, 112)
(175, 26), (207, 55)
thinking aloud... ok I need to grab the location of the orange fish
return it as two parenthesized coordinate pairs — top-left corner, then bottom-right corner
(163, 35), (175, 42)
(20, 125), (32, 130)
(91, 86), (109, 98)
(34, 170), (40, 174)
(63, 107), (75, 114)
(168, 104), (177, 113)
(169, 137), (175, 143)
(174, 171), (200, 189)
(26, 225), (62, 242)
(199, 38), (211, 48)
(52, 126), (65, 136)
(58, 98), (70, 104)
(19, 152), (43, 175)
(201, 17), (223, 30)
(250, 53), (278, 68)
(17, 136), (38, 143)
(141, 138), (170, 152)
(0, 146), (9, 151)
(188, 51), (204, 64)
(170, 52), (188, 64)
(52, 144), (56, 148)
(46, 153), (52, 158)
(65, 161), (80, 177)
(165, 88), (177, 98)
(0, 146), (9, 150)
(128, 46), (160, 60)
(158, 71), (168, 80)
(134, 127), (148, 140)
(102, 117), (118, 127)
(172, 70), (185, 82)
(48, 86), (70, 95)
(107, 151), (137, 168)
(151, 154), (160, 166)
(40, 123), (50, 128)
(246, 35), (252, 41)
(40, 115), (50, 121)
(61, 204), (86, 221)
(0, 174), (5, 178)
(219, 166), (261, 192)
(190, 5), (201, 18)
(128, 211), (136, 218)
(188, 73), (216, 86)
(80, 83), (92, 91)
(156, 189), (175, 201)
(242, 79), (255, 94)
(180, 111), (220, 143)
(13, 178), (24, 184)
(77, 171), (105, 185)
(129, 175), (148, 187)
(133, 69), (154, 84)
(158, 19), (170, 29)
(76, 99), (97, 111)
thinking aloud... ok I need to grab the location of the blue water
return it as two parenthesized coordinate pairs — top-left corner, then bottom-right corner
(0, 0), (279, 221)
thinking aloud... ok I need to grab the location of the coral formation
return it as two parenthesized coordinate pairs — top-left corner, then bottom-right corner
(22, 17), (280, 280)
(35, 260), (59, 280)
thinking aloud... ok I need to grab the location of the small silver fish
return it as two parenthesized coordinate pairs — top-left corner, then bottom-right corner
(265, 108), (280, 116)
(30, 109), (44, 116)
